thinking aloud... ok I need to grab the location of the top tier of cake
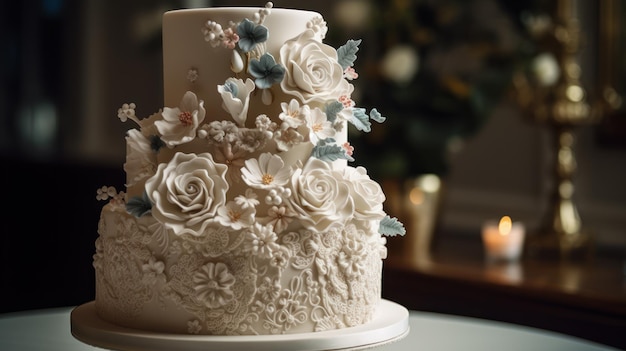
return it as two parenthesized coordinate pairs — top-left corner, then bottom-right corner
(163, 7), (320, 117)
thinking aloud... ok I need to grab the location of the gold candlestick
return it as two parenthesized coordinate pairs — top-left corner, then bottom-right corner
(513, 0), (601, 258)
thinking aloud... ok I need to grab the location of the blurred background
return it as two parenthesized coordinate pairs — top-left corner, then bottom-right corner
(1, 0), (625, 341)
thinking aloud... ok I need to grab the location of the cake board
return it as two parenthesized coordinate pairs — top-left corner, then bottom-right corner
(71, 299), (410, 351)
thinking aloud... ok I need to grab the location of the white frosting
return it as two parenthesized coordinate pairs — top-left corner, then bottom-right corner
(95, 3), (402, 336)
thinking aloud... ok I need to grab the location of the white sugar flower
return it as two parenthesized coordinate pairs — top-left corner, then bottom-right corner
(96, 186), (117, 201)
(202, 20), (225, 48)
(235, 189), (260, 209)
(244, 223), (280, 259)
(213, 146), (247, 183)
(155, 91), (206, 147)
(265, 205), (295, 234)
(338, 225), (368, 278)
(199, 120), (239, 145)
(241, 153), (291, 189)
(279, 29), (350, 104)
(145, 152), (228, 237)
(279, 99), (309, 128)
(236, 129), (271, 153)
(215, 200), (255, 230)
(255, 114), (277, 131)
(288, 158), (354, 232)
(340, 165), (386, 223)
(193, 262), (236, 308)
(142, 256), (165, 275)
(218, 77), (256, 127)
(117, 103), (139, 124)
(305, 107), (335, 145)
(274, 127), (304, 152)
(306, 16), (328, 41)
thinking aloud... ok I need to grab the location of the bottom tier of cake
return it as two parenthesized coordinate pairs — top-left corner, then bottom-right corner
(94, 204), (386, 335)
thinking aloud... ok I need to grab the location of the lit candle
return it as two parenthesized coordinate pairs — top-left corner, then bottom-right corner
(482, 216), (525, 261)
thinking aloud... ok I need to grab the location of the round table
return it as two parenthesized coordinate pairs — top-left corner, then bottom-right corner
(0, 305), (617, 351)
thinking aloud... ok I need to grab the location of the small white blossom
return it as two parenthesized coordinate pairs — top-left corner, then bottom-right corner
(265, 205), (295, 233)
(199, 120), (239, 145)
(202, 20), (225, 47)
(142, 256), (165, 275)
(187, 68), (199, 82)
(117, 103), (141, 125)
(244, 223), (280, 259)
(215, 200), (255, 230)
(96, 186), (125, 206)
(274, 127), (304, 152)
(255, 114), (278, 131)
(96, 186), (116, 201)
(279, 99), (309, 128)
(305, 107), (335, 145)
(235, 189), (260, 209)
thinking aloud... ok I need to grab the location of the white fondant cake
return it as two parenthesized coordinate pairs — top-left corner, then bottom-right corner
(94, 3), (404, 335)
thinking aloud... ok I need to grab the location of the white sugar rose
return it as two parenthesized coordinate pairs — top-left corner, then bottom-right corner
(155, 91), (206, 147)
(288, 158), (354, 232)
(145, 152), (228, 237)
(279, 29), (351, 105)
(340, 165), (386, 222)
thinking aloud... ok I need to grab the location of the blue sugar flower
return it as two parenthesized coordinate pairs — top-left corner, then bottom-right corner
(237, 18), (268, 53)
(248, 53), (285, 89)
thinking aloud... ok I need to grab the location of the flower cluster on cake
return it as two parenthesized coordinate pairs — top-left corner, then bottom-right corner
(94, 2), (404, 335)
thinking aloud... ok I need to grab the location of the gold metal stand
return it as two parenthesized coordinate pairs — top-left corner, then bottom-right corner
(513, 0), (601, 258)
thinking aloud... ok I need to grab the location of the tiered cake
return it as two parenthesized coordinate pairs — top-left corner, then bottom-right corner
(93, 2), (404, 335)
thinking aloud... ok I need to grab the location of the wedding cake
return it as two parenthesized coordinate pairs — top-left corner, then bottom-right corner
(93, 2), (405, 335)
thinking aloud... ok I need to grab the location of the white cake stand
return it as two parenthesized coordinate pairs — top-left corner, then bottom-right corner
(71, 300), (409, 351)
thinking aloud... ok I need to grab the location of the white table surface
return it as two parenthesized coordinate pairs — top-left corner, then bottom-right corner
(0, 306), (618, 351)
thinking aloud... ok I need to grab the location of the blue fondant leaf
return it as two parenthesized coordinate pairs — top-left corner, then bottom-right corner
(369, 108), (387, 123)
(126, 191), (152, 217)
(349, 107), (371, 132)
(325, 101), (344, 124)
(311, 144), (354, 162)
(337, 39), (362, 70)
(379, 216), (406, 237)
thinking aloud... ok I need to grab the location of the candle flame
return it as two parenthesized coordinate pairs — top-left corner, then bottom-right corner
(498, 216), (512, 235)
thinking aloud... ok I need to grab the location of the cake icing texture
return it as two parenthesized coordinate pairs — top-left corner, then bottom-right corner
(94, 2), (405, 335)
